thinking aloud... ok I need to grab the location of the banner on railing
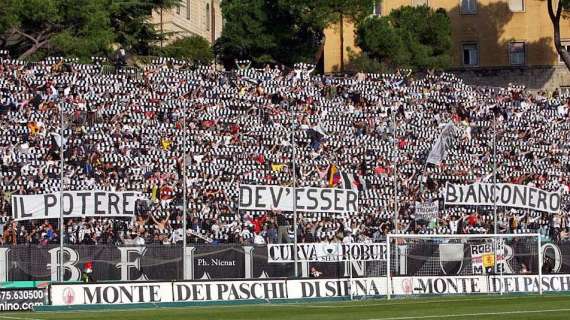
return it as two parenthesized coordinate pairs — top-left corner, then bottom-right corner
(50, 277), (388, 306)
(50, 274), (570, 305)
(267, 243), (387, 263)
(444, 183), (561, 213)
(414, 201), (438, 220)
(11, 191), (142, 220)
(239, 185), (358, 213)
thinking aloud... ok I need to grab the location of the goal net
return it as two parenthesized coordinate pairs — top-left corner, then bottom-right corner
(385, 233), (543, 298)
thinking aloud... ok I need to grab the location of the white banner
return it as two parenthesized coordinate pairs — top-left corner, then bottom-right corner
(50, 282), (172, 306)
(50, 275), (570, 305)
(11, 191), (142, 221)
(392, 274), (570, 295)
(267, 243), (387, 263)
(444, 183), (561, 213)
(51, 278), (388, 305)
(239, 185), (358, 213)
(414, 201), (438, 220)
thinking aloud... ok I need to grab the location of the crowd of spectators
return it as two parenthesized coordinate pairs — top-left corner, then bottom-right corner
(0, 55), (569, 246)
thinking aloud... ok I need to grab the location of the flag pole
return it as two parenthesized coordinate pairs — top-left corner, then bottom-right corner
(493, 112), (497, 235)
(182, 101), (188, 279)
(59, 104), (65, 283)
(392, 107), (399, 276)
(291, 104), (298, 278)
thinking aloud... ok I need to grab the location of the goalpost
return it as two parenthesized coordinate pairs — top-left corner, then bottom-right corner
(385, 233), (542, 299)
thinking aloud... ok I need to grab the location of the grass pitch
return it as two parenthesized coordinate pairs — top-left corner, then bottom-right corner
(3, 295), (570, 320)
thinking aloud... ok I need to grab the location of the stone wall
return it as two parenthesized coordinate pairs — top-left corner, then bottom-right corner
(450, 66), (570, 91)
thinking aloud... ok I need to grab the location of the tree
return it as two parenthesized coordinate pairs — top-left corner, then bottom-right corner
(313, 0), (374, 72)
(356, 6), (452, 71)
(162, 36), (214, 64)
(547, 0), (570, 70)
(215, 0), (322, 67)
(0, 0), (182, 60)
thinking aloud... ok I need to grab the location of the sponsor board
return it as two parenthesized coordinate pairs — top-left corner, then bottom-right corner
(50, 282), (172, 306)
(11, 191), (142, 220)
(267, 243), (387, 263)
(50, 275), (570, 306)
(239, 185), (358, 213)
(444, 183), (561, 213)
(392, 274), (570, 295)
(51, 278), (388, 305)
(0, 288), (44, 311)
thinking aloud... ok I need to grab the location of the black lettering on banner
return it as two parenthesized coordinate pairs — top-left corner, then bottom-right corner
(513, 185), (526, 207)
(537, 190), (548, 212)
(346, 191), (357, 212)
(301, 281), (314, 297)
(478, 184), (490, 203)
(176, 284), (189, 301)
(84, 286), (101, 304)
(492, 185), (501, 204)
(119, 286), (133, 303)
(12, 196), (18, 219)
(549, 193), (561, 213)
(269, 187), (284, 208)
(306, 189), (318, 210)
(103, 286), (119, 303)
(94, 192), (106, 215)
(77, 192), (90, 215)
(445, 184), (457, 203)
(254, 186), (266, 209)
(500, 185), (512, 204)
(465, 185), (477, 203)
(62, 193), (73, 216)
(295, 188), (305, 210)
(239, 185), (252, 208)
(321, 189), (332, 210)
(122, 192), (135, 215)
(20, 197), (30, 219)
(108, 193), (120, 215)
(149, 285), (161, 302)
(44, 194), (57, 217)
(528, 188), (537, 208)
(333, 189), (343, 211)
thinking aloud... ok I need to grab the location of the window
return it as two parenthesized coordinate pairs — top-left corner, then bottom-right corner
(508, 0), (524, 12)
(559, 41), (570, 64)
(460, 0), (477, 14)
(412, 0), (428, 6)
(509, 42), (526, 65)
(373, 0), (382, 16)
(206, 3), (211, 31)
(186, 0), (191, 20)
(176, 5), (180, 15)
(462, 43), (479, 66)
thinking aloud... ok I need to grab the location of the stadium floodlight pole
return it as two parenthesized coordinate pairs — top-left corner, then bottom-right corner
(291, 103), (298, 278)
(392, 107), (398, 234)
(493, 112), (497, 235)
(182, 101), (188, 279)
(59, 103), (65, 283)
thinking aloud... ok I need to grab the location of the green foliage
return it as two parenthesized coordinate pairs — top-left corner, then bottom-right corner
(216, 0), (373, 68)
(161, 36), (214, 64)
(345, 48), (387, 73)
(0, 0), (181, 61)
(215, 0), (323, 67)
(356, 6), (452, 71)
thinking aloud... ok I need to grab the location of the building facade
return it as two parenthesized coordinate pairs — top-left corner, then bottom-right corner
(150, 0), (223, 44)
(324, 0), (570, 91)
